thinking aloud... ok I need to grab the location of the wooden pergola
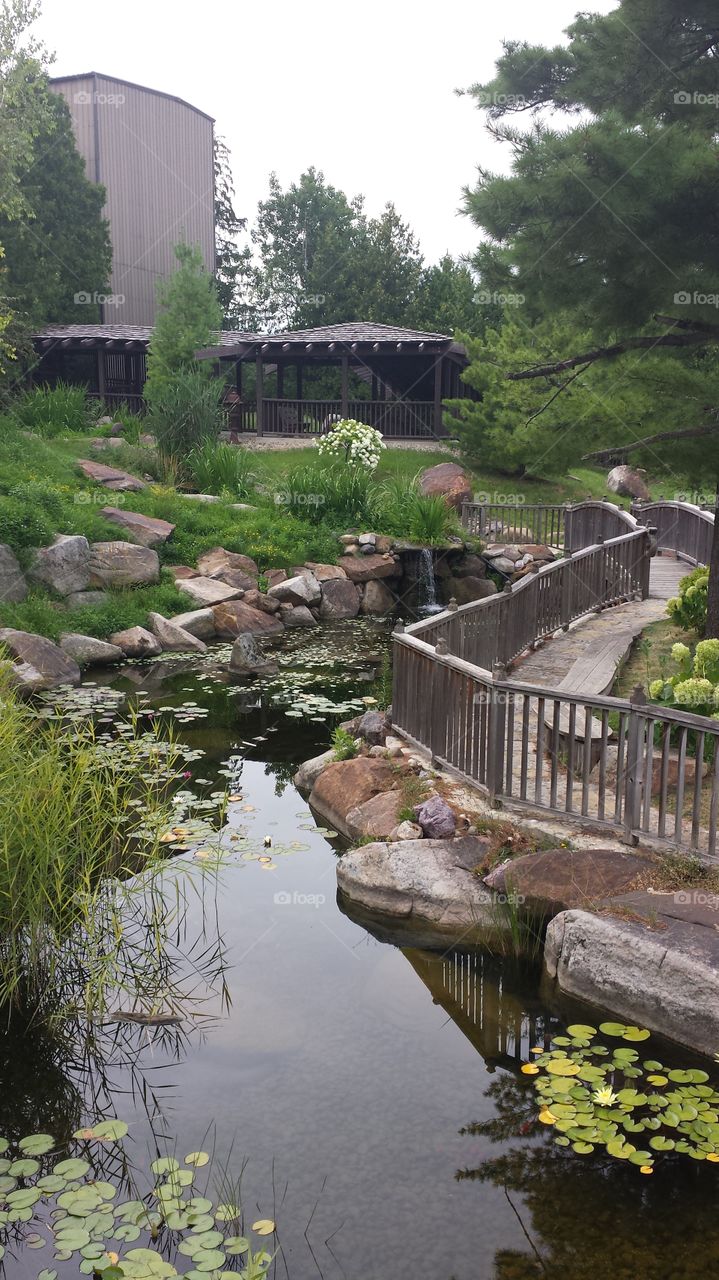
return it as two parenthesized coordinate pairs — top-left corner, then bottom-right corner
(196, 322), (471, 439)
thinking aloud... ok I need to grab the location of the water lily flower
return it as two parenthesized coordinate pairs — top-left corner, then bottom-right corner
(592, 1086), (618, 1106)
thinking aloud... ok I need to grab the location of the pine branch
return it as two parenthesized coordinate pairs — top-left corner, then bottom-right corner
(508, 329), (713, 380)
(582, 421), (719, 462)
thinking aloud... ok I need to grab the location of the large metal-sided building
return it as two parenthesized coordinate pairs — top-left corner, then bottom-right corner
(49, 71), (215, 325)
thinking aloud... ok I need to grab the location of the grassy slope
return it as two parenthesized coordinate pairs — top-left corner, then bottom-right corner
(0, 428), (670, 640)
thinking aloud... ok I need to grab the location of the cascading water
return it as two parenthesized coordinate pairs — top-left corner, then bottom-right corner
(417, 547), (443, 616)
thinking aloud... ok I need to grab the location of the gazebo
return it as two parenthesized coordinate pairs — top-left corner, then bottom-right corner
(196, 322), (471, 439)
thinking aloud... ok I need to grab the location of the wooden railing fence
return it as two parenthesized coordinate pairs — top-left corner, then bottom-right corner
(393, 500), (718, 859)
(631, 500), (715, 566)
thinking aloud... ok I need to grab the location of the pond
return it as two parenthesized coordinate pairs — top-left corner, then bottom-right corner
(4, 620), (719, 1280)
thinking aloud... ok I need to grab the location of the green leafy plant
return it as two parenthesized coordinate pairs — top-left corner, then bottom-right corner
(667, 566), (709, 636)
(522, 1021), (719, 1173)
(331, 725), (358, 760)
(0, 496), (54, 550)
(278, 460), (379, 528)
(187, 440), (256, 498)
(146, 370), (223, 461)
(648, 638), (719, 718)
(0, 1123), (275, 1278)
(9, 383), (93, 437)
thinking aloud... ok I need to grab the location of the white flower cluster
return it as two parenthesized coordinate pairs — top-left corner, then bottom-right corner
(315, 419), (386, 472)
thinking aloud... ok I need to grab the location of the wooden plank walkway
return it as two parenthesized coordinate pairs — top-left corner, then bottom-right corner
(508, 554), (687, 696)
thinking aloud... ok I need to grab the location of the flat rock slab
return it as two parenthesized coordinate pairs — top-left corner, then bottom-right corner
(148, 612), (207, 653)
(337, 835), (496, 939)
(544, 908), (719, 1056)
(196, 547), (259, 579)
(484, 847), (650, 914)
(177, 577), (244, 607)
(0, 543), (27, 602)
(338, 554), (398, 583)
(169, 608), (217, 640)
(100, 507), (175, 547)
(77, 459), (146, 491)
(606, 888), (719, 930)
(346, 789), (405, 842)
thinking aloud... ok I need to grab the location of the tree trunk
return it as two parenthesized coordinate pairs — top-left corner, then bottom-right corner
(705, 486), (719, 638)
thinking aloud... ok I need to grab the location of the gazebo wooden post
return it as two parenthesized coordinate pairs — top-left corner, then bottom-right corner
(296, 363), (303, 402)
(277, 363), (284, 398)
(433, 355), (444, 436)
(255, 353), (264, 436)
(97, 346), (106, 403)
(341, 352), (349, 417)
(235, 359), (242, 397)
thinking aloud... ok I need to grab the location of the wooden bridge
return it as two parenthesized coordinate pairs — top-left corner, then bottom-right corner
(392, 499), (718, 860)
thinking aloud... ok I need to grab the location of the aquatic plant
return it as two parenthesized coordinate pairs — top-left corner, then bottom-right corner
(0, 1123), (274, 1278)
(521, 1021), (719, 1172)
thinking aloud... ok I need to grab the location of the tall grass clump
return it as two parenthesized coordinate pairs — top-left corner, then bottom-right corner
(187, 440), (256, 497)
(0, 676), (180, 1011)
(145, 368), (223, 459)
(10, 383), (93, 436)
(375, 473), (460, 543)
(279, 461), (380, 527)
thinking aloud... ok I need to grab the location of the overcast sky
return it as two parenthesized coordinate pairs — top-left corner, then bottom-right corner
(38, 0), (616, 264)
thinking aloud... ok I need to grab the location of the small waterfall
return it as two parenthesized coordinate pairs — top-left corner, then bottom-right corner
(418, 547), (443, 616)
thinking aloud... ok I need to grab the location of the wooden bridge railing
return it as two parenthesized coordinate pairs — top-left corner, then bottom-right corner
(631, 500), (715, 566)
(393, 506), (718, 858)
(460, 498), (640, 549)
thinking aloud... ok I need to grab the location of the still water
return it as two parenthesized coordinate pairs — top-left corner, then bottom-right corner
(4, 621), (719, 1279)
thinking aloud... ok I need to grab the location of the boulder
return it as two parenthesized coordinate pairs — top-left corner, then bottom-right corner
(209, 568), (257, 591)
(544, 909), (719, 1058)
(148, 612), (207, 653)
(336, 835), (496, 936)
(211, 600), (284, 638)
(88, 542), (160, 589)
(606, 465), (650, 502)
(484, 847), (650, 914)
(229, 632), (278, 676)
(77, 459), (146, 491)
(109, 626), (162, 658)
(28, 535), (90, 595)
(358, 532), (376, 547)
(486, 556), (515, 575)
(452, 553), (487, 579)
(0, 543), (28, 603)
(59, 633), (123, 667)
(519, 544), (555, 562)
(99, 507), (175, 547)
(309, 756), (400, 838)
(196, 547), (259, 579)
(264, 569), (287, 588)
(294, 748), (337, 792)
(169, 608), (217, 640)
(338, 554), (398, 583)
(346, 790), (406, 842)
(0, 628), (81, 690)
(446, 575), (497, 605)
(180, 492), (221, 503)
(283, 605), (318, 628)
(177, 576), (244, 608)
(242, 588), (281, 614)
(304, 562), (347, 581)
(318, 577), (360, 620)
(268, 573), (321, 606)
(65, 590), (110, 609)
(169, 565), (199, 580)
(414, 795), (457, 839)
(357, 709), (390, 746)
(389, 821), (424, 841)
(360, 579), (397, 615)
(418, 462), (472, 509)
